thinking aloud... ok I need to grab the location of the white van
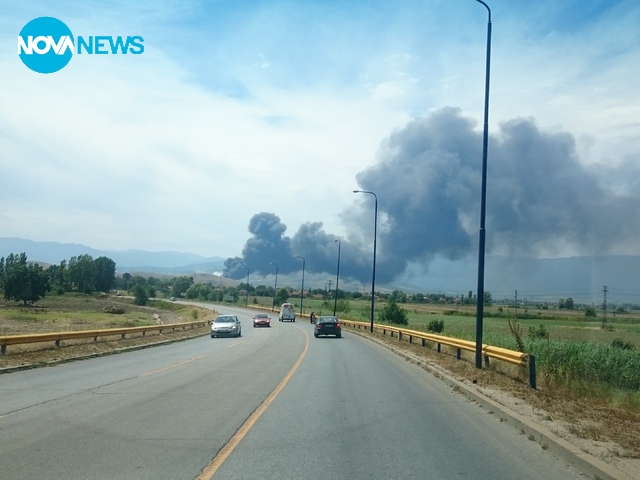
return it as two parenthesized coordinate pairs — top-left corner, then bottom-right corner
(279, 303), (296, 322)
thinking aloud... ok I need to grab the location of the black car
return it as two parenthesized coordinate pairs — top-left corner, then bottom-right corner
(314, 316), (341, 338)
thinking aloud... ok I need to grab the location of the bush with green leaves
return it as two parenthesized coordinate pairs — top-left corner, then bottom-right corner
(132, 284), (148, 306)
(528, 324), (549, 339)
(426, 319), (444, 333)
(377, 298), (408, 325)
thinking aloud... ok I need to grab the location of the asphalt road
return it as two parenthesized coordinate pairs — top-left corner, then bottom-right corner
(0, 305), (586, 479)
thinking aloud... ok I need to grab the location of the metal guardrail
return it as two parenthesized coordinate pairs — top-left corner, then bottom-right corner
(0, 320), (209, 355)
(341, 319), (536, 389)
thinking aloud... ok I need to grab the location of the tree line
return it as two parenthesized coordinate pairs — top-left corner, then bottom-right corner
(0, 253), (116, 304)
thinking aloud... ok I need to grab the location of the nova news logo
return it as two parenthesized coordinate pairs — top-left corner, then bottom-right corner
(18, 16), (144, 74)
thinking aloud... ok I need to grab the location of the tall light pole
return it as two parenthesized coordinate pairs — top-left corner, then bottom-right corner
(333, 239), (341, 316)
(474, 0), (492, 369)
(270, 262), (278, 312)
(294, 255), (305, 317)
(353, 190), (377, 333)
(245, 268), (250, 307)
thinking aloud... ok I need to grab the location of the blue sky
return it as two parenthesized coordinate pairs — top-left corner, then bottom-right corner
(1, 0), (640, 271)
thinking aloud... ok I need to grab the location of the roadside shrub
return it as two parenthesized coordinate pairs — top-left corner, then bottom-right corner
(528, 324), (549, 339)
(132, 284), (148, 306)
(426, 319), (444, 333)
(335, 299), (351, 314)
(378, 298), (408, 325)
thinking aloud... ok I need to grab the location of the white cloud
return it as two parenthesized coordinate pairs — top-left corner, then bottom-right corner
(1, 0), (639, 264)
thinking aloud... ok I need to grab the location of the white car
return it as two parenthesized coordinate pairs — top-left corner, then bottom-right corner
(211, 315), (242, 338)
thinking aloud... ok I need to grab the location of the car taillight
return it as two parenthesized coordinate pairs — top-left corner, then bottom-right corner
(336, 323), (340, 328)
(317, 324), (322, 328)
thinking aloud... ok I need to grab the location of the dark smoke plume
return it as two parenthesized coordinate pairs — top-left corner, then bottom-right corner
(224, 107), (640, 283)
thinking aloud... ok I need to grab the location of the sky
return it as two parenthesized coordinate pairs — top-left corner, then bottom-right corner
(2, 0), (640, 286)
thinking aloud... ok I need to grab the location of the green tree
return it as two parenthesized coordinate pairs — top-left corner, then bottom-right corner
(483, 291), (492, 306)
(584, 306), (597, 318)
(122, 272), (132, 290)
(94, 256), (116, 293)
(0, 256), (5, 292)
(275, 287), (289, 305)
(2, 253), (50, 305)
(390, 289), (407, 303)
(172, 276), (193, 298)
(46, 260), (69, 293)
(377, 297), (408, 325)
(132, 284), (149, 306)
(564, 297), (574, 310)
(68, 254), (96, 293)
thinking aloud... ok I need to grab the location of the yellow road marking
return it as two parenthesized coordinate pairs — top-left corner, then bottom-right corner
(139, 355), (205, 377)
(198, 329), (309, 479)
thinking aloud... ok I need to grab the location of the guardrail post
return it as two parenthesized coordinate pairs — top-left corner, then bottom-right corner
(398, 331), (402, 341)
(528, 355), (537, 389)
(55, 339), (60, 347)
(408, 334), (412, 344)
(456, 348), (461, 360)
(421, 338), (426, 347)
(484, 355), (490, 367)
(437, 343), (441, 353)
(1, 345), (6, 354)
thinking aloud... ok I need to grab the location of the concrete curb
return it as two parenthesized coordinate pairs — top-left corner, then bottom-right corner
(346, 327), (632, 480)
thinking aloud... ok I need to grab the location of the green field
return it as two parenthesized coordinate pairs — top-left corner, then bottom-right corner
(250, 295), (640, 395)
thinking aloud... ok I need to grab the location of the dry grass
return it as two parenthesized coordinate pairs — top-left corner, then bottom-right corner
(0, 295), (213, 369)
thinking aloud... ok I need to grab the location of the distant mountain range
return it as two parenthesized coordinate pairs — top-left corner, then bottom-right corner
(2, 237), (639, 305)
(0, 237), (226, 274)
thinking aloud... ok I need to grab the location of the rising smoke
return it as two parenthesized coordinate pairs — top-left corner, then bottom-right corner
(224, 107), (640, 283)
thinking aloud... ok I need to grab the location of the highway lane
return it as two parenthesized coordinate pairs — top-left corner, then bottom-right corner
(210, 318), (585, 480)
(0, 307), (303, 480)
(1, 305), (586, 479)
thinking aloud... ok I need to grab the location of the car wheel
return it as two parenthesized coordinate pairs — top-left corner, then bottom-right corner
(211, 334), (215, 338)
(314, 333), (318, 338)
(336, 334), (342, 338)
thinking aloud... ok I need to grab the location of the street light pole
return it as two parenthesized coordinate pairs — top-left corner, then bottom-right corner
(294, 255), (305, 317)
(269, 262), (278, 312)
(245, 268), (250, 307)
(353, 190), (377, 333)
(333, 239), (341, 316)
(474, 0), (492, 369)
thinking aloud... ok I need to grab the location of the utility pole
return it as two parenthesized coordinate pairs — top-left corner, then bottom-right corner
(514, 290), (518, 322)
(602, 285), (608, 328)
